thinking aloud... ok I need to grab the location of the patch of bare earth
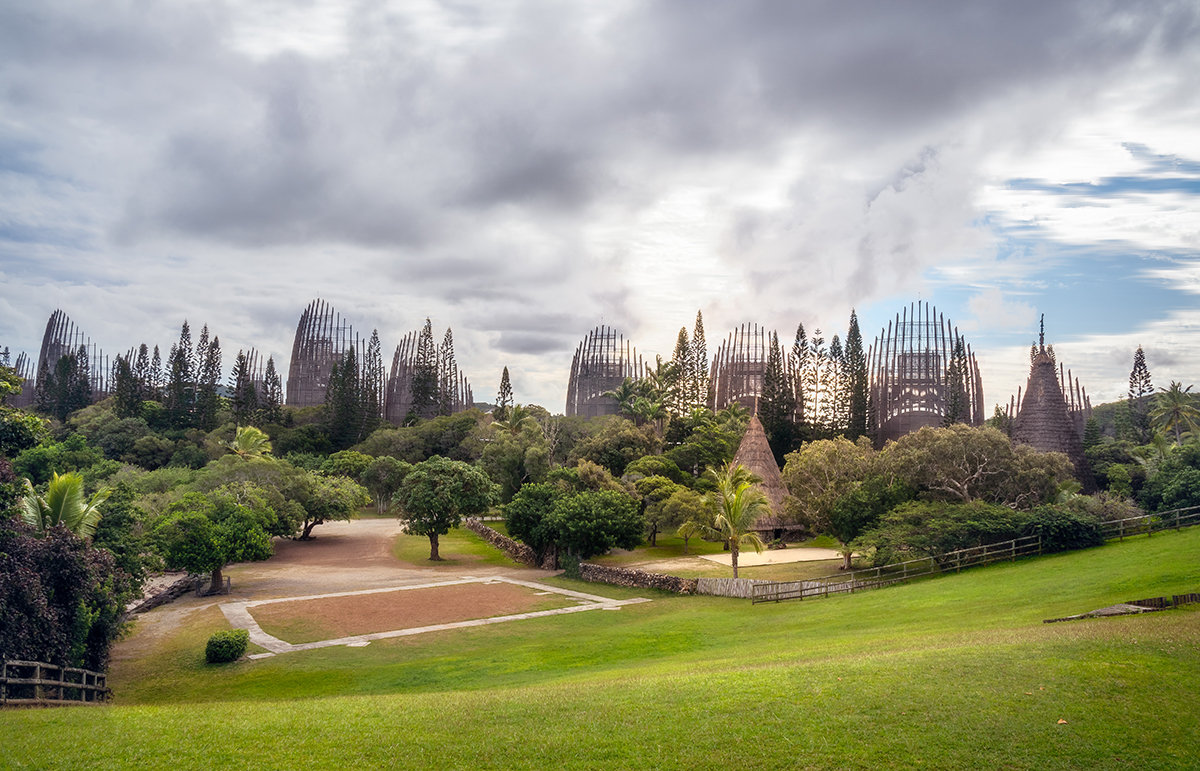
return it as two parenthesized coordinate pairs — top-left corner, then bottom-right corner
(251, 582), (576, 644)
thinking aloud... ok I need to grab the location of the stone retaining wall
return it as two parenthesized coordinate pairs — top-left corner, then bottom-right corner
(127, 574), (200, 615)
(579, 563), (698, 594)
(462, 518), (540, 567)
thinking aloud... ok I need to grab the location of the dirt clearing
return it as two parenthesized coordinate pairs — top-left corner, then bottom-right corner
(250, 581), (579, 644)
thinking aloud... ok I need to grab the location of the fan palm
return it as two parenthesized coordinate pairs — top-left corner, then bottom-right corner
(221, 425), (273, 458)
(702, 462), (769, 578)
(1151, 381), (1200, 445)
(21, 471), (109, 538)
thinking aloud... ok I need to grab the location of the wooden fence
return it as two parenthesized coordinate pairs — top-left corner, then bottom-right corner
(752, 535), (1043, 604)
(1, 661), (109, 707)
(753, 503), (1200, 606)
(1099, 505), (1200, 541)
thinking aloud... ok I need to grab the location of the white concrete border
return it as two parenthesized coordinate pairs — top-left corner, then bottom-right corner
(219, 576), (650, 659)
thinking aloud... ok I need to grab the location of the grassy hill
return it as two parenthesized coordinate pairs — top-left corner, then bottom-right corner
(3, 528), (1198, 770)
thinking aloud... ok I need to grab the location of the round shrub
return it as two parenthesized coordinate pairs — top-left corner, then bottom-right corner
(1024, 505), (1104, 553)
(206, 629), (249, 663)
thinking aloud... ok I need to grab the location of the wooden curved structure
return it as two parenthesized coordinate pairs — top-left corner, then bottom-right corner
(285, 299), (364, 408)
(709, 323), (791, 414)
(564, 325), (645, 418)
(35, 309), (109, 402)
(867, 301), (984, 444)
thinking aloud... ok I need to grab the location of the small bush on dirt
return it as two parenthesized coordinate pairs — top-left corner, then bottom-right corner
(206, 629), (249, 663)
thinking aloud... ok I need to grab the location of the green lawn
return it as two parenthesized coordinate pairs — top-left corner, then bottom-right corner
(391, 525), (530, 569)
(3, 530), (1198, 770)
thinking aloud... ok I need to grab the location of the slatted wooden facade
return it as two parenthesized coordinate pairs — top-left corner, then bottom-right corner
(285, 299), (365, 408)
(709, 323), (792, 414)
(34, 309), (110, 402)
(867, 301), (984, 445)
(384, 327), (473, 424)
(564, 326), (645, 418)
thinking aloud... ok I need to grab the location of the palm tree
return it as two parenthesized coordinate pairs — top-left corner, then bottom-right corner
(701, 462), (769, 578)
(603, 378), (639, 418)
(494, 403), (537, 435)
(1151, 381), (1200, 445)
(221, 425), (273, 458)
(21, 472), (110, 538)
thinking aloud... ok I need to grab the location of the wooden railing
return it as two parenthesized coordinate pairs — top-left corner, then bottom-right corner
(1098, 505), (1200, 541)
(1, 661), (109, 707)
(753, 535), (1043, 604)
(753, 503), (1200, 606)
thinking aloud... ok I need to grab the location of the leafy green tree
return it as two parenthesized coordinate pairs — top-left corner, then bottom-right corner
(0, 405), (46, 458)
(622, 454), (690, 486)
(667, 489), (709, 553)
(1128, 345), (1153, 443)
(156, 495), (273, 593)
(299, 475), (369, 539)
(602, 378), (640, 418)
(359, 456), (412, 512)
(395, 455), (498, 560)
(545, 489), (644, 560)
(479, 420), (549, 502)
(568, 417), (660, 477)
(20, 471), (110, 538)
(494, 366), (514, 421)
(781, 436), (876, 535)
(635, 475), (682, 546)
(503, 482), (562, 562)
(852, 500), (1027, 565)
(1082, 416), (1101, 450)
(13, 434), (106, 485)
(320, 450), (373, 479)
(829, 477), (915, 569)
(1151, 381), (1200, 445)
(493, 403), (537, 435)
(700, 462), (768, 578)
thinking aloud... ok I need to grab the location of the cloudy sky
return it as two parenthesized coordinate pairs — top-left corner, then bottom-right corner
(2, 0), (1199, 412)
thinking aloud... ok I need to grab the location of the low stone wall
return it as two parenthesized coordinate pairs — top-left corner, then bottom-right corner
(127, 574), (200, 615)
(462, 518), (540, 567)
(579, 563), (698, 594)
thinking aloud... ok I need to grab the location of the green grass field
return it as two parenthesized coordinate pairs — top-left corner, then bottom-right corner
(3, 529), (1198, 770)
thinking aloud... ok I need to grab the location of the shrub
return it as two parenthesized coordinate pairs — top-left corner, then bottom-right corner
(206, 629), (249, 663)
(1024, 505), (1105, 553)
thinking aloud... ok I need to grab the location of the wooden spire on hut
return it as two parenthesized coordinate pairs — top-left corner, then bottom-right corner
(732, 415), (790, 523)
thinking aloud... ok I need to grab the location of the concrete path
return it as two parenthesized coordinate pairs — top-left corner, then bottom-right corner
(700, 546), (844, 567)
(219, 575), (651, 659)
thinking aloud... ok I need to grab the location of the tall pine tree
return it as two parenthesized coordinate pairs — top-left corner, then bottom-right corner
(362, 330), (384, 436)
(494, 366), (513, 421)
(759, 331), (797, 465)
(667, 327), (691, 417)
(112, 355), (141, 418)
(325, 346), (363, 451)
(691, 311), (709, 411)
(437, 327), (456, 417)
(229, 350), (258, 426)
(843, 310), (868, 440)
(164, 322), (194, 429)
(408, 318), (438, 422)
(1128, 345), (1153, 443)
(195, 328), (222, 431)
(260, 356), (283, 425)
(791, 323), (809, 438)
(942, 336), (969, 427)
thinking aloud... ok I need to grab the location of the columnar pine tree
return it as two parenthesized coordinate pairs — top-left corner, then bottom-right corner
(843, 311), (868, 440)
(325, 347), (364, 451)
(112, 355), (141, 418)
(942, 336), (969, 427)
(802, 328), (827, 438)
(667, 327), (691, 417)
(759, 331), (797, 465)
(408, 318), (438, 422)
(791, 323), (809, 437)
(133, 344), (152, 403)
(1128, 345), (1153, 443)
(195, 329), (222, 431)
(827, 334), (847, 434)
(260, 356), (283, 425)
(362, 330), (384, 436)
(150, 345), (163, 400)
(437, 328), (456, 417)
(229, 350), (258, 426)
(691, 311), (709, 410)
(494, 366), (513, 421)
(165, 322), (194, 429)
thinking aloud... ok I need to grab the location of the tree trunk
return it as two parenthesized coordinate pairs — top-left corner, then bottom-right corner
(731, 543), (739, 579)
(209, 565), (224, 594)
(841, 549), (853, 571)
(649, 523), (658, 546)
(429, 532), (442, 561)
(301, 518), (321, 540)
(682, 535), (690, 555)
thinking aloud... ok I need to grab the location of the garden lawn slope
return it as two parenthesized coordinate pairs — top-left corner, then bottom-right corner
(3, 529), (1198, 771)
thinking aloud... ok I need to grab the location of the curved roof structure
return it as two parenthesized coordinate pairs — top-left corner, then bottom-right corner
(285, 299), (364, 408)
(710, 323), (790, 414)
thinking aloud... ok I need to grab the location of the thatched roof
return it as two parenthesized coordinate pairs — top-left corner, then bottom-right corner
(1013, 350), (1097, 492)
(732, 415), (792, 527)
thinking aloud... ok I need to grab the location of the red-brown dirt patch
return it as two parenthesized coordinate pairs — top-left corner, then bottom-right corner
(250, 582), (578, 644)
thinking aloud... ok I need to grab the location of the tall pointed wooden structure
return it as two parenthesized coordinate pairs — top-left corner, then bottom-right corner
(732, 415), (800, 539)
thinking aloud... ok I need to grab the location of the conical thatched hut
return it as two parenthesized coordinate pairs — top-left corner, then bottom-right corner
(732, 415), (800, 540)
(1012, 336), (1097, 493)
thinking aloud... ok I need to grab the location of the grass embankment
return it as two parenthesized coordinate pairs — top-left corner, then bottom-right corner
(3, 530), (1198, 770)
